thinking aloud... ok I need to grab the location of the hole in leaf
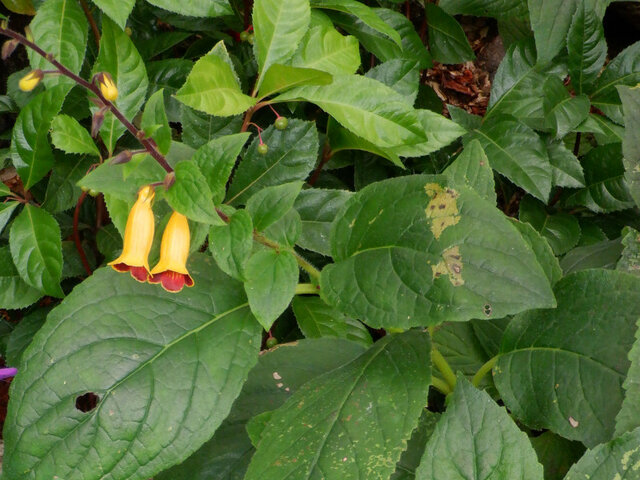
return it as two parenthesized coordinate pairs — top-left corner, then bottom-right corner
(483, 304), (492, 317)
(75, 392), (100, 412)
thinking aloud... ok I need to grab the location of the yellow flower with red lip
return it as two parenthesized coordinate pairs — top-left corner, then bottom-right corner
(108, 185), (155, 282)
(149, 212), (194, 293)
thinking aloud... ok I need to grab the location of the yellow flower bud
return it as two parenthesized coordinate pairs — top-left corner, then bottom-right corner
(18, 69), (43, 92)
(149, 212), (194, 293)
(108, 185), (155, 282)
(99, 73), (118, 102)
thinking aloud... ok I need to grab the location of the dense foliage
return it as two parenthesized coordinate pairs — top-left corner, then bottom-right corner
(1, 0), (640, 479)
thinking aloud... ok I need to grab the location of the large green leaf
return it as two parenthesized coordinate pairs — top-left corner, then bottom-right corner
(443, 139), (495, 204)
(495, 269), (640, 447)
(50, 115), (100, 157)
(415, 378), (543, 479)
(226, 120), (318, 205)
(0, 246), (43, 310)
(246, 181), (303, 232)
(519, 195), (581, 255)
(93, 0), (135, 29)
(258, 64), (333, 99)
(11, 85), (67, 189)
(209, 209), (253, 280)
(564, 427), (640, 480)
(9, 205), (63, 298)
(560, 238), (623, 275)
(92, 17), (148, 153)
(180, 107), (242, 149)
(439, 0), (528, 19)
(567, 3), (607, 95)
(547, 139), (585, 188)
(290, 25), (361, 75)
(509, 218), (563, 287)
(321, 175), (555, 329)
(619, 86), (640, 209)
(157, 338), (366, 480)
(528, 0), (578, 65)
(244, 329), (431, 480)
(425, 3), (475, 64)
(275, 74), (427, 150)
(166, 161), (222, 225)
(253, 0), (310, 89)
(27, 0), (88, 89)
(144, 0), (232, 17)
(3, 256), (261, 480)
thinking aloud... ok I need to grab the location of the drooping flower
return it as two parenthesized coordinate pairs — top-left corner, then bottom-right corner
(18, 69), (43, 92)
(149, 212), (194, 293)
(0, 367), (17, 380)
(108, 185), (155, 282)
(98, 72), (118, 102)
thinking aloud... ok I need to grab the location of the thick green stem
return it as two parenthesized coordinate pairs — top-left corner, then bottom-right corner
(472, 355), (499, 387)
(295, 283), (320, 295)
(431, 376), (452, 396)
(432, 348), (457, 391)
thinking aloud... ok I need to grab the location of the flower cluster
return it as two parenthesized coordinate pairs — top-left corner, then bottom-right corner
(109, 185), (194, 293)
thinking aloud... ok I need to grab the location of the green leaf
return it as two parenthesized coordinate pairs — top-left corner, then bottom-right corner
(156, 338), (366, 480)
(175, 52), (256, 117)
(443, 139), (495, 204)
(564, 427), (640, 480)
(9, 205), (63, 298)
(246, 181), (303, 231)
(147, 59), (193, 122)
(92, 17), (148, 153)
(615, 318), (640, 436)
(495, 269), (640, 447)
(0, 246), (43, 310)
(244, 249), (298, 330)
(11, 85), (68, 189)
(209, 209), (253, 280)
(439, 0), (528, 19)
(619, 86), (640, 209)
(253, 0), (310, 88)
(425, 3), (475, 64)
(567, 3), (607, 95)
(3, 256), (261, 480)
(467, 116), (552, 202)
(530, 432), (585, 480)
(310, 0), (402, 45)
(5, 308), (48, 366)
(388, 108), (465, 157)
(181, 107), (243, 149)
(226, 120), (318, 205)
(529, 0), (578, 65)
(509, 218), (563, 287)
(618, 226), (640, 276)
(547, 139), (585, 188)
(244, 329), (431, 480)
(96, 224), (122, 262)
(43, 154), (95, 213)
(366, 59), (420, 105)
(292, 296), (372, 347)
(566, 144), (635, 213)
(93, 0), (135, 29)
(144, 0), (232, 17)
(258, 64), (332, 99)
(141, 89), (171, 155)
(290, 25), (361, 75)
(578, 113), (624, 145)
(543, 76), (590, 138)
(591, 41), (640, 124)
(275, 74), (427, 149)
(0, 182), (11, 197)
(294, 188), (353, 256)
(263, 208), (302, 247)
(0, 201), (19, 234)
(167, 161), (222, 225)
(391, 410), (441, 480)
(415, 378), (543, 480)
(519, 196), (581, 255)
(50, 115), (100, 156)
(321, 175), (555, 329)
(27, 0), (88, 88)
(560, 238), (623, 275)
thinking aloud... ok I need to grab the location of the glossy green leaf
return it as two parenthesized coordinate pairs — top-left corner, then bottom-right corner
(147, 59), (193, 122)
(144, 0), (232, 17)
(246, 181), (303, 231)
(5, 308), (48, 366)
(244, 249), (298, 330)
(425, 3), (475, 64)
(9, 205), (63, 298)
(546, 140), (585, 188)
(530, 432), (585, 480)
(292, 296), (372, 347)
(141, 89), (171, 155)
(577, 113), (624, 145)
(43, 154), (94, 213)
(258, 64), (333, 99)
(415, 378), (543, 480)
(495, 269), (640, 447)
(290, 25), (361, 75)
(566, 144), (635, 213)
(253, 0), (310, 88)
(389, 109), (466, 158)
(560, 238), (623, 275)
(619, 86), (640, 209)
(567, 3), (607, 95)
(167, 161), (222, 225)
(0, 246), (43, 310)
(245, 329), (431, 480)
(529, 0), (578, 65)
(11, 85), (68, 189)
(209, 209), (253, 280)
(443, 139), (495, 204)
(543, 76), (590, 138)
(157, 338), (366, 480)
(510, 218), (563, 287)
(93, 17), (148, 153)
(226, 120), (318, 205)
(0, 201), (19, 234)
(565, 427), (640, 480)
(440, 0), (528, 19)
(3, 256), (261, 480)
(27, 0), (87, 88)
(50, 115), (100, 157)
(294, 188), (353, 256)
(275, 74), (427, 150)
(519, 196), (580, 255)
(321, 175), (555, 329)
(93, 0), (135, 29)
(366, 59), (420, 105)
(263, 208), (302, 247)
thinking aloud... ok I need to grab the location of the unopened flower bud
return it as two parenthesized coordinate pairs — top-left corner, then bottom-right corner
(24, 26), (33, 42)
(110, 150), (133, 165)
(1, 19), (9, 30)
(18, 69), (43, 92)
(164, 171), (176, 190)
(97, 72), (118, 102)
(1, 39), (18, 60)
(91, 107), (107, 138)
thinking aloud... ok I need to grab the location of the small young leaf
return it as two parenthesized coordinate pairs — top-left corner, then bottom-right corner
(425, 3), (475, 64)
(166, 161), (223, 225)
(246, 181), (304, 231)
(209, 209), (253, 280)
(92, 0), (135, 29)
(141, 89), (171, 155)
(50, 115), (100, 156)
(529, 0), (578, 65)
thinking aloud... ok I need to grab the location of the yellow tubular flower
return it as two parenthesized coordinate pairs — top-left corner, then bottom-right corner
(99, 73), (118, 102)
(108, 186), (155, 282)
(149, 212), (194, 293)
(19, 69), (43, 92)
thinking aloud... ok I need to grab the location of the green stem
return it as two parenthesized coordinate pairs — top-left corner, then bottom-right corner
(432, 347), (457, 391)
(472, 355), (499, 387)
(431, 376), (452, 396)
(295, 283), (320, 295)
(294, 252), (321, 281)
